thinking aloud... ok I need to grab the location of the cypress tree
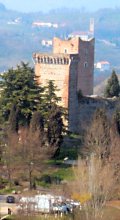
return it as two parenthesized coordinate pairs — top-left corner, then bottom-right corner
(104, 70), (120, 97)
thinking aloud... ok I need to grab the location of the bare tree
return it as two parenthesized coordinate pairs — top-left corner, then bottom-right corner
(67, 109), (120, 220)
(17, 127), (56, 189)
(2, 132), (19, 187)
(69, 154), (115, 220)
(83, 108), (111, 159)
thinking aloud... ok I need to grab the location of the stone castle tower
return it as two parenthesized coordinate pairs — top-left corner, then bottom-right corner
(33, 37), (94, 132)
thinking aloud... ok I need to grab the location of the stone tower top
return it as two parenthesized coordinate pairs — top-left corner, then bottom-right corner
(53, 37), (80, 54)
(53, 37), (94, 55)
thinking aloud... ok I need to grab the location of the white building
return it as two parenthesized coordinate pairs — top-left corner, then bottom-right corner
(95, 61), (110, 71)
(41, 40), (53, 47)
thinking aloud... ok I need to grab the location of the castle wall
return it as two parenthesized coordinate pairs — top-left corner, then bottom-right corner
(68, 55), (79, 132)
(53, 37), (94, 96)
(53, 37), (79, 54)
(33, 37), (95, 133)
(78, 96), (119, 133)
(77, 38), (94, 95)
(33, 53), (70, 108)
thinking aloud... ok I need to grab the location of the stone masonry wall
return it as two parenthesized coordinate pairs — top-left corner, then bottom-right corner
(78, 96), (119, 133)
(77, 38), (94, 95)
(53, 37), (94, 96)
(33, 37), (95, 133)
(53, 37), (79, 54)
(33, 53), (70, 108)
(68, 55), (79, 132)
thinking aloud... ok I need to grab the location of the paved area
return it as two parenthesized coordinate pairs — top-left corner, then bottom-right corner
(0, 203), (18, 215)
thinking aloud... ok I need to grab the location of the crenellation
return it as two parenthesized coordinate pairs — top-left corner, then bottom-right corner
(33, 36), (94, 132)
(33, 53), (71, 65)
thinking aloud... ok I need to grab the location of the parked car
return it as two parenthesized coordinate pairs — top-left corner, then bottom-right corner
(52, 202), (70, 214)
(6, 196), (15, 203)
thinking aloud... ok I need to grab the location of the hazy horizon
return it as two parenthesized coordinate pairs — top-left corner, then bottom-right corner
(1, 0), (120, 12)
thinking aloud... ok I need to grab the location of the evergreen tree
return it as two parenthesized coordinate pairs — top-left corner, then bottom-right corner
(0, 62), (44, 126)
(30, 111), (44, 133)
(104, 70), (120, 97)
(47, 105), (63, 148)
(8, 104), (19, 133)
(43, 81), (64, 150)
(43, 80), (61, 114)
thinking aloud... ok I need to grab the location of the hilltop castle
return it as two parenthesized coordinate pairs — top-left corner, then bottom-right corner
(33, 36), (95, 132)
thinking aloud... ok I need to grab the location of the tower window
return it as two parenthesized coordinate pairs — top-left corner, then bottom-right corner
(64, 49), (67, 53)
(84, 62), (88, 68)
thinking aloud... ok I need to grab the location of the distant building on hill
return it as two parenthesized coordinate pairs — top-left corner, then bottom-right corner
(33, 36), (95, 132)
(41, 40), (53, 47)
(68, 18), (94, 40)
(32, 21), (58, 28)
(95, 61), (110, 71)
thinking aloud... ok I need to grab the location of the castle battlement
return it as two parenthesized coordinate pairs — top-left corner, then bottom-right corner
(33, 53), (79, 65)
(33, 37), (94, 132)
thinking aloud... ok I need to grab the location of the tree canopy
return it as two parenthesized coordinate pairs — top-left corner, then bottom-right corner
(104, 70), (120, 98)
(0, 62), (44, 126)
(0, 62), (64, 150)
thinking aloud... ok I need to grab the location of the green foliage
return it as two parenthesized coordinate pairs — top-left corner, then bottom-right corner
(30, 111), (44, 133)
(8, 104), (19, 132)
(41, 80), (64, 150)
(55, 147), (79, 160)
(47, 105), (64, 147)
(104, 70), (120, 97)
(42, 80), (61, 117)
(0, 67), (65, 187)
(0, 62), (43, 126)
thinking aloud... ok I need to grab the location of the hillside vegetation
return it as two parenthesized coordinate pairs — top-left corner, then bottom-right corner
(1, 3), (120, 71)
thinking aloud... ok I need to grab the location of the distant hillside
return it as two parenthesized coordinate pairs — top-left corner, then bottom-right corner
(1, 4), (120, 71)
(94, 74), (120, 96)
(0, 3), (6, 11)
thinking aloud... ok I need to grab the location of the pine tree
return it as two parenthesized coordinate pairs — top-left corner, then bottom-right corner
(43, 80), (61, 115)
(8, 104), (19, 132)
(47, 105), (63, 148)
(104, 70), (120, 97)
(0, 62), (44, 126)
(43, 81), (64, 150)
(30, 111), (44, 133)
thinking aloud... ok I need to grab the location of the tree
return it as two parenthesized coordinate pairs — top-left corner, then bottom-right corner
(42, 80), (61, 117)
(69, 154), (115, 220)
(16, 127), (56, 189)
(84, 108), (111, 159)
(0, 62), (44, 126)
(30, 111), (44, 134)
(43, 80), (64, 151)
(104, 70), (120, 97)
(2, 132), (19, 187)
(8, 104), (19, 132)
(114, 108), (120, 135)
(47, 105), (64, 149)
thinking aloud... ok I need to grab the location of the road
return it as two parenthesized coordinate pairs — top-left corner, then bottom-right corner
(0, 195), (18, 215)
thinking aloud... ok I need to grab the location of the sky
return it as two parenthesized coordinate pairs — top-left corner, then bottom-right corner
(1, 0), (120, 12)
